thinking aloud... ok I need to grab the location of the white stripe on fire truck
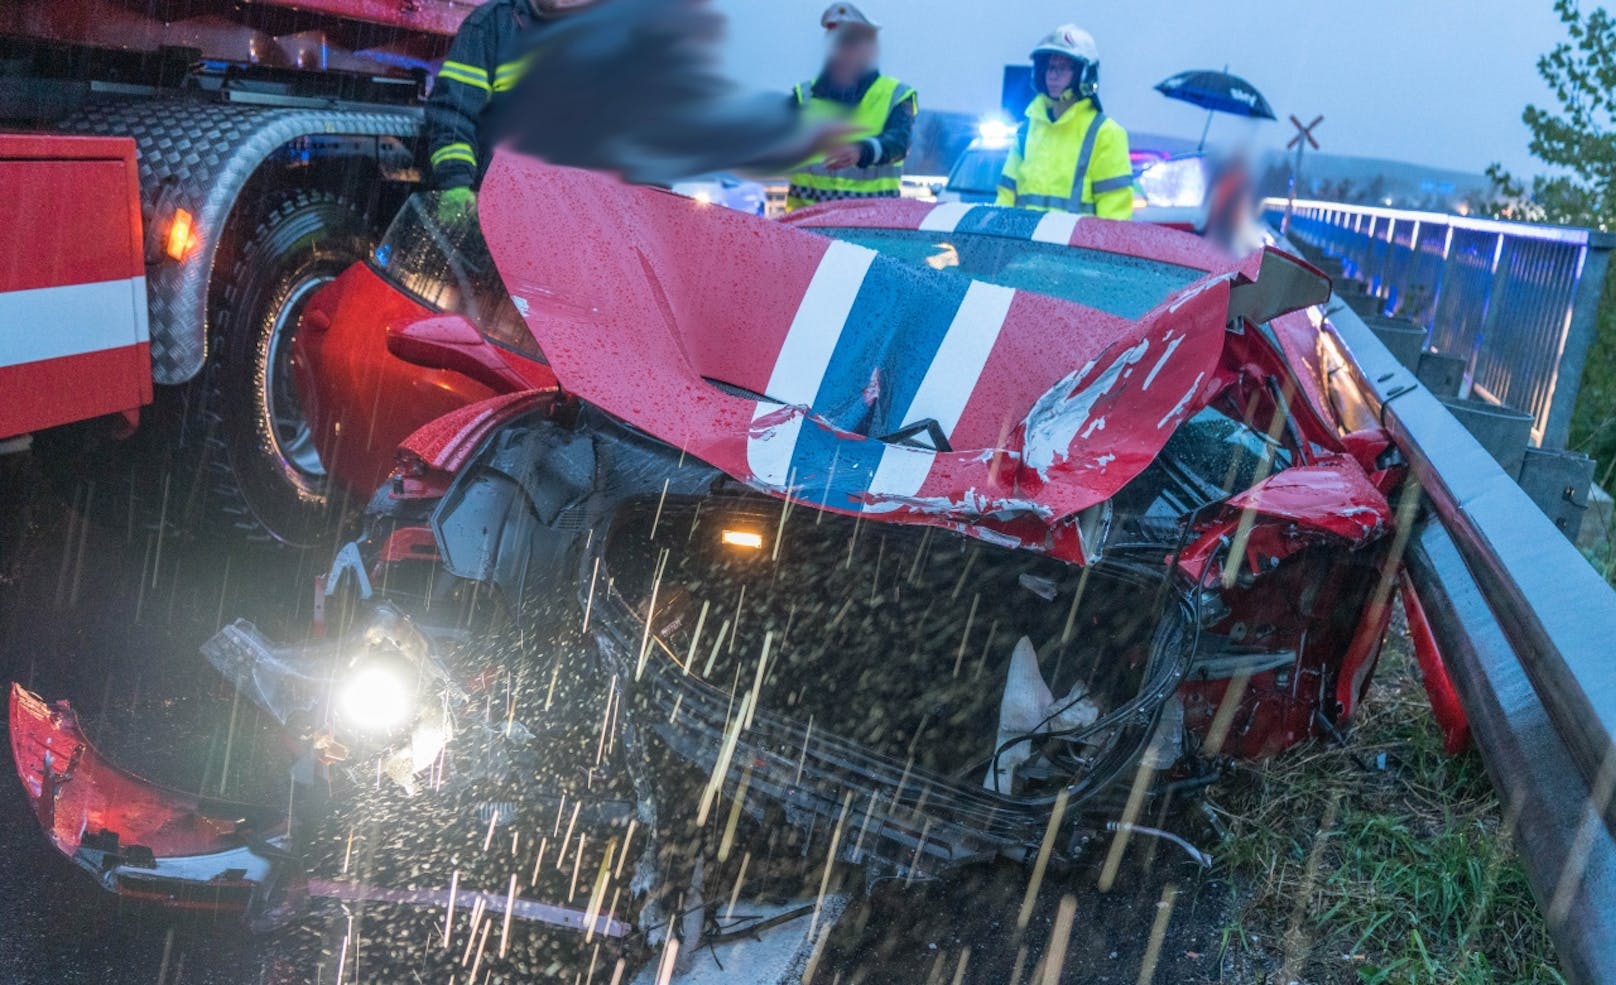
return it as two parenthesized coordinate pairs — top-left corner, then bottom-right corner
(0, 276), (149, 370)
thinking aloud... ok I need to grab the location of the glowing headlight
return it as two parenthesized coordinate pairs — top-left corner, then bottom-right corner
(337, 660), (417, 734)
(976, 117), (1017, 150)
(1137, 156), (1208, 209)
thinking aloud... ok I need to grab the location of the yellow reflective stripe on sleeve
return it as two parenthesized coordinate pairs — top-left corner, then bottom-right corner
(438, 62), (491, 92)
(442, 60), (488, 82)
(493, 55), (534, 92)
(431, 142), (478, 168)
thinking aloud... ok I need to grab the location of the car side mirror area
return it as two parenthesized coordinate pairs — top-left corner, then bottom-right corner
(384, 315), (527, 394)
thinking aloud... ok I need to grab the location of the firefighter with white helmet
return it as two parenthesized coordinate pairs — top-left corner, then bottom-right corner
(997, 24), (1134, 220)
(785, 3), (918, 211)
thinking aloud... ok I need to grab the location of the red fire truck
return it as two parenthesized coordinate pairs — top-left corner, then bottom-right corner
(0, 0), (475, 546)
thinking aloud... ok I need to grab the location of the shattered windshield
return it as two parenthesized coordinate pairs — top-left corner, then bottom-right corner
(1103, 406), (1295, 549)
(820, 227), (1206, 319)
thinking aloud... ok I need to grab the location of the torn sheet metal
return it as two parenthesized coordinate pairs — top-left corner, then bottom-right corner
(478, 156), (1326, 563)
(1224, 454), (1394, 545)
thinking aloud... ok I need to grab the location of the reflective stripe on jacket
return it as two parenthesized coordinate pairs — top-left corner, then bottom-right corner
(996, 95), (1134, 220)
(425, 0), (541, 190)
(787, 75), (917, 210)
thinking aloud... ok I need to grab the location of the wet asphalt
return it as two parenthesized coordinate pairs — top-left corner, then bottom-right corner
(0, 450), (1237, 985)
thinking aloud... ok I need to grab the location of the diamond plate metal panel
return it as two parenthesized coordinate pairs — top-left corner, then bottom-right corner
(58, 99), (421, 384)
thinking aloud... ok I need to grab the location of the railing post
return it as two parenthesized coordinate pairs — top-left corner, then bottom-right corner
(1543, 234), (1615, 449)
(1270, 199), (1609, 452)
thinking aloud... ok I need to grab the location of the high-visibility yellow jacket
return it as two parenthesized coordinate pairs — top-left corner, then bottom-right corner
(787, 74), (917, 211)
(996, 95), (1134, 220)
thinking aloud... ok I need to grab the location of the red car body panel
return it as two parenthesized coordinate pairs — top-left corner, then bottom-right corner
(283, 156), (1404, 774)
(782, 197), (1231, 270)
(292, 261), (556, 501)
(480, 156), (1331, 564)
(1225, 455), (1393, 546)
(1401, 577), (1470, 754)
(9, 683), (289, 915)
(398, 388), (559, 475)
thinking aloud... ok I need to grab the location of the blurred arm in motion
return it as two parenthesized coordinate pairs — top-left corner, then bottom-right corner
(488, 0), (836, 187)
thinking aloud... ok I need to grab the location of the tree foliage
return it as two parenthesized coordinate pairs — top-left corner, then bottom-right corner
(1491, 0), (1616, 228)
(1493, 0), (1616, 493)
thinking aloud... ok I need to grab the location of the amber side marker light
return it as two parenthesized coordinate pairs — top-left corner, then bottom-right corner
(721, 529), (764, 550)
(165, 208), (197, 261)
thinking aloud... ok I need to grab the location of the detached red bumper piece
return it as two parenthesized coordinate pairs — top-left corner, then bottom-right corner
(8, 684), (293, 919)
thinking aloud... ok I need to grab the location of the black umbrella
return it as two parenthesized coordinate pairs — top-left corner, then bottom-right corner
(1155, 69), (1276, 150)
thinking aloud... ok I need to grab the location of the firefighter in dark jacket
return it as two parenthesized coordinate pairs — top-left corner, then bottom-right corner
(786, 3), (917, 211)
(425, 0), (593, 221)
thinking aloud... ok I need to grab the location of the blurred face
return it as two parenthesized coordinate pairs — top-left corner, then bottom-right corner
(1044, 54), (1076, 98)
(826, 30), (878, 85)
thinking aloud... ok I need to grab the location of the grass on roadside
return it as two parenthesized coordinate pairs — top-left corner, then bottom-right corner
(1208, 617), (1563, 985)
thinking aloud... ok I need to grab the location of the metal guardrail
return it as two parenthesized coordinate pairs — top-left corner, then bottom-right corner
(1311, 280), (1616, 985)
(1266, 199), (1615, 449)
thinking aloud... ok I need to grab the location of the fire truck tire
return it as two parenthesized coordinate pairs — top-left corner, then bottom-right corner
(209, 189), (375, 548)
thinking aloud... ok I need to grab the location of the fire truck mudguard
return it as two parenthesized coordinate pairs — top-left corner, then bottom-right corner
(55, 100), (420, 385)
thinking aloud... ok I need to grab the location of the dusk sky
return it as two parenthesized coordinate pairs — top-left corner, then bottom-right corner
(716, 0), (1572, 179)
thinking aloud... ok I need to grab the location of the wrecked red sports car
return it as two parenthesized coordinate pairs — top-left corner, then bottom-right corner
(12, 156), (1409, 927)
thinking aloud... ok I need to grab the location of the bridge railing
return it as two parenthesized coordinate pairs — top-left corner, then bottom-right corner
(1285, 228), (1616, 983)
(1264, 198), (1615, 449)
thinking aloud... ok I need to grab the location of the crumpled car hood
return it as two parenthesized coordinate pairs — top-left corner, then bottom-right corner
(479, 155), (1327, 560)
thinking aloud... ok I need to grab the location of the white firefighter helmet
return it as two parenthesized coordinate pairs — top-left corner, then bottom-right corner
(1030, 24), (1100, 98)
(1031, 24), (1099, 63)
(820, 2), (880, 34)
